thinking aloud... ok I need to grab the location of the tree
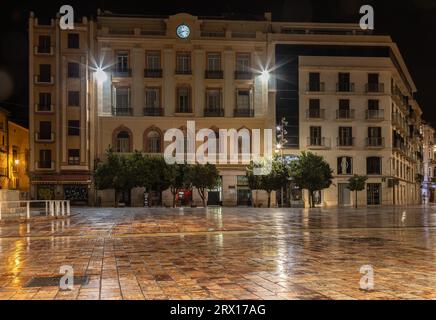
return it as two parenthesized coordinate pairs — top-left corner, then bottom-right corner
(189, 163), (220, 207)
(246, 161), (262, 207)
(147, 156), (171, 206)
(347, 175), (368, 208)
(290, 152), (333, 208)
(93, 149), (138, 206)
(167, 163), (190, 208)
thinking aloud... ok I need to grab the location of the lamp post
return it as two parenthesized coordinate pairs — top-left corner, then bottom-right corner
(276, 117), (288, 207)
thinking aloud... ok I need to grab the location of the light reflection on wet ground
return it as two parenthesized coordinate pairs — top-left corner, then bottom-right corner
(0, 206), (434, 299)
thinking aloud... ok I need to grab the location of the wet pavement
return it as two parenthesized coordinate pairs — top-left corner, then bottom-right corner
(0, 206), (435, 300)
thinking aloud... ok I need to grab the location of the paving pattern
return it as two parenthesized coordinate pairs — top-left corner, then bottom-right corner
(0, 206), (435, 300)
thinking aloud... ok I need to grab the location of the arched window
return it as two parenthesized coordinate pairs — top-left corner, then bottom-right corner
(116, 131), (131, 153)
(147, 130), (161, 153)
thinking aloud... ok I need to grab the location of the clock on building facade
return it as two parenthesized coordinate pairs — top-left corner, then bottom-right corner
(176, 24), (190, 39)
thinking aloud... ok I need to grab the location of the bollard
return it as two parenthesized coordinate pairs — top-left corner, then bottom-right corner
(61, 201), (65, 216)
(0, 202), (2, 220)
(50, 201), (54, 217)
(26, 202), (30, 219)
(45, 201), (48, 215)
(66, 201), (71, 216)
(55, 201), (60, 217)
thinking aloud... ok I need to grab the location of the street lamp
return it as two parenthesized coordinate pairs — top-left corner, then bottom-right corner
(260, 69), (270, 82)
(94, 67), (107, 83)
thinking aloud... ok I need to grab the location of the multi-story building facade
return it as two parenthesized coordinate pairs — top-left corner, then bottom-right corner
(28, 11), (425, 207)
(0, 107), (30, 196)
(421, 123), (435, 203)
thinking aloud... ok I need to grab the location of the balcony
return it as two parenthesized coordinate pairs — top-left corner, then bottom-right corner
(305, 108), (325, 120)
(365, 137), (385, 148)
(175, 69), (192, 75)
(336, 83), (355, 92)
(365, 83), (385, 93)
(112, 69), (132, 78)
(205, 70), (223, 79)
(393, 140), (407, 154)
(143, 107), (163, 116)
(34, 75), (54, 85)
(204, 108), (224, 117)
(306, 82), (325, 92)
(144, 69), (162, 78)
(307, 137), (330, 149)
(36, 161), (55, 170)
(234, 71), (253, 80)
(111, 106), (133, 116)
(365, 109), (384, 121)
(175, 106), (193, 113)
(34, 46), (54, 55)
(234, 108), (254, 117)
(35, 103), (53, 113)
(336, 109), (355, 120)
(337, 137), (355, 147)
(35, 132), (55, 142)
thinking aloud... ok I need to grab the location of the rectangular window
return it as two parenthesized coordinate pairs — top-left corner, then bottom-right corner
(146, 51), (160, 70)
(67, 33), (79, 49)
(308, 72), (320, 91)
(39, 149), (52, 168)
(38, 35), (51, 53)
(116, 51), (129, 71)
(368, 127), (382, 138)
(236, 89), (250, 110)
(68, 120), (80, 136)
(367, 157), (382, 174)
(115, 87), (130, 108)
(39, 121), (51, 139)
(177, 87), (191, 112)
(337, 156), (352, 175)
(236, 53), (250, 72)
(368, 73), (379, 84)
(310, 126), (322, 145)
(68, 91), (80, 106)
(207, 53), (221, 71)
(38, 92), (51, 110)
(338, 127), (353, 146)
(68, 149), (80, 165)
(145, 88), (160, 109)
(206, 89), (221, 110)
(368, 99), (379, 110)
(338, 72), (350, 91)
(67, 62), (80, 78)
(39, 64), (51, 82)
(176, 52), (191, 73)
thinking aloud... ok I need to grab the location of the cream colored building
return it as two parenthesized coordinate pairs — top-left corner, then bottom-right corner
(421, 123), (435, 203)
(28, 11), (425, 207)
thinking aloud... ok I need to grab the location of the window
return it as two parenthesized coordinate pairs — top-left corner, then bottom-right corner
(176, 52), (191, 73)
(206, 89), (221, 110)
(207, 53), (221, 71)
(39, 121), (52, 139)
(114, 87), (130, 112)
(39, 64), (51, 82)
(68, 120), (80, 136)
(367, 157), (382, 174)
(308, 72), (320, 91)
(308, 99), (320, 117)
(338, 72), (350, 91)
(39, 150), (52, 168)
(145, 88), (160, 109)
(177, 87), (191, 112)
(68, 149), (80, 165)
(368, 99), (379, 110)
(310, 126), (322, 145)
(67, 33), (79, 49)
(146, 51), (160, 70)
(116, 131), (130, 153)
(338, 127), (353, 146)
(38, 35), (51, 53)
(38, 92), (51, 110)
(116, 51), (129, 71)
(337, 156), (352, 175)
(67, 62), (80, 78)
(368, 73), (379, 84)
(368, 127), (382, 138)
(236, 89), (250, 110)
(236, 53), (250, 72)
(68, 91), (80, 106)
(146, 131), (161, 153)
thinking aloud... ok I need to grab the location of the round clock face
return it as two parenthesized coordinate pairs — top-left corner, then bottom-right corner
(176, 24), (190, 39)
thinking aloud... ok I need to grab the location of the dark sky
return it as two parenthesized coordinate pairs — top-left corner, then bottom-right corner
(1, 0), (436, 127)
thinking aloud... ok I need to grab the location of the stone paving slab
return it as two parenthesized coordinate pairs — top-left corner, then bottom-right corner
(0, 206), (435, 300)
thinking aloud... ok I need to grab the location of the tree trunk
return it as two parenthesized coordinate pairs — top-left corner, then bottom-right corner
(171, 188), (176, 208)
(114, 190), (119, 207)
(310, 191), (315, 208)
(267, 191), (271, 208)
(159, 190), (162, 206)
(355, 190), (358, 209)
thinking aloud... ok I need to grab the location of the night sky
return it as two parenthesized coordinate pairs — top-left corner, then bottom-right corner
(1, 0), (435, 127)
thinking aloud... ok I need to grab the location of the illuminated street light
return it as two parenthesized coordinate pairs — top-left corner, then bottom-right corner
(14, 159), (19, 165)
(260, 69), (270, 82)
(94, 67), (108, 83)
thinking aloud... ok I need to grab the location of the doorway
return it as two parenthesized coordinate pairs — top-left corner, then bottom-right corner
(338, 183), (350, 206)
(367, 183), (381, 205)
